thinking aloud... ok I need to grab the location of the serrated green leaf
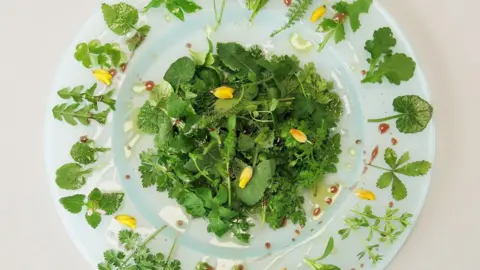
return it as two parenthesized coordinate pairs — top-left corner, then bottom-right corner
(396, 161), (431, 176)
(59, 194), (86, 213)
(384, 148), (397, 169)
(102, 3), (139, 36)
(376, 171), (394, 189)
(99, 192), (124, 215)
(391, 174), (407, 201)
(86, 212), (102, 228)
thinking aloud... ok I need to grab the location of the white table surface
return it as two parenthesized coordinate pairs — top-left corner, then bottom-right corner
(0, 0), (477, 269)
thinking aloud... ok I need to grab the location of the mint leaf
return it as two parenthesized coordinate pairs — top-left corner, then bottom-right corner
(55, 163), (91, 190)
(384, 148), (397, 169)
(99, 192), (124, 215)
(235, 159), (276, 205)
(86, 212), (102, 228)
(396, 161), (431, 176)
(391, 174), (407, 201)
(376, 172), (394, 189)
(88, 188), (102, 201)
(164, 57), (196, 87)
(59, 194), (86, 213)
(102, 3), (139, 36)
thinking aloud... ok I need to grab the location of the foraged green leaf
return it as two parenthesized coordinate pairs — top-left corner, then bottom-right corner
(86, 212), (102, 228)
(384, 148), (397, 169)
(346, 0), (373, 31)
(391, 174), (407, 201)
(164, 57), (196, 86)
(102, 3), (139, 36)
(55, 163), (92, 190)
(217, 42), (258, 74)
(376, 172), (394, 189)
(59, 194), (86, 214)
(396, 161), (431, 176)
(99, 192), (125, 215)
(180, 192), (206, 217)
(235, 159), (276, 205)
(237, 134), (255, 152)
(137, 102), (167, 134)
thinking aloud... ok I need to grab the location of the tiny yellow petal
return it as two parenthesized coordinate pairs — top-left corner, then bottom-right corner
(93, 69), (113, 86)
(289, 129), (308, 143)
(311, 5), (327, 23)
(239, 166), (253, 189)
(354, 189), (376, 201)
(115, 215), (137, 229)
(212, 86), (234, 99)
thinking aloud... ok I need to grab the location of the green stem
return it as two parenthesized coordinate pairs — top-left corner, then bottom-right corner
(166, 236), (178, 264)
(367, 164), (391, 172)
(243, 75), (275, 86)
(252, 146), (259, 167)
(213, 0), (226, 32)
(122, 225), (167, 266)
(295, 74), (306, 97)
(352, 228), (377, 263)
(318, 29), (335, 52)
(367, 114), (403, 123)
(192, 157), (215, 183)
(226, 164), (232, 206)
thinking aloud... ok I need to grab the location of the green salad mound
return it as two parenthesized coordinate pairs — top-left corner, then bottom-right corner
(136, 41), (343, 243)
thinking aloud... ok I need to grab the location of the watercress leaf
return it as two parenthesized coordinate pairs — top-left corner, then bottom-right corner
(99, 192), (124, 215)
(391, 174), (407, 201)
(55, 163), (91, 190)
(181, 192), (206, 217)
(164, 57), (196, 86)
(334, 24), (346, 43)
(396, 152), (410, 167)
(376, 172), (394, 189)
(235, 159), (276, 205)
(217, 42), (258, 74)
(102, 3), (139, 36)
(384, 148), (397, 169)
(207, 212), (229, 237)
(59, 194), (85, 214)
(346, 0), (373, 32)
(238, 134), (255, 152)
(393, 95), (433, 133)
(395, 161), (431, 176)
(86, 212), (102, 228)
(365, 27), (396, 61)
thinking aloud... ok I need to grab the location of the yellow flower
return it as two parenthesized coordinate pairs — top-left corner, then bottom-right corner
(354, 189), (376, 201)
(212, 86), (234, 99)
(115, 215), (137, 229)
(93, 69), (113, 86)
(289, 128), (310, 144)
(311, 5), (327, 23)
(238, 166), (253, 189)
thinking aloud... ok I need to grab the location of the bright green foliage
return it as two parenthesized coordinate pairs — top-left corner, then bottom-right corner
(316, 0), (373, 52)
(102, 3), (139, 35)
(136, 41), (343, 242)
(270, 0), (313, 37)
(98, 226), (182, 270)
(304, 237), (340, 270)
(59, 188), (124, 229)
(52, 103), (110, 126)
(57, 84), (116, 110)
(338, 205), (413, 266)
(70, 139), (109, 165)
(246, 0), (269, 22)
(362, 27), (416, 85)
(74, 41), (127, 69)
(55, 163), (92, 190)
(126, 25), (151, 51)
(143, 0), (202, 21)
(369, 148), (431, 200)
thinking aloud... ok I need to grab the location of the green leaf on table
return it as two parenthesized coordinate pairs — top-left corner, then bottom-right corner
(396, 161), (432, 176)
(217, 42), (258, 74)
(376, 172), (394, 189)
(235, 159), (276, 205)
(345, 0), (373, 31)
(164, 57), (196, 87)
(118, 229), (140, 251)
(362, 27), (416, 85)
(86, 212), (102, 228)
(143, 0), (202, 21)
(99, 192), (125, 215)
(102, 3), (139, 36)
(59, 194), (86, 213)
(384, 148), (397, 169)
(368, 95), (433, 134)
(70, 139), (109, 165)
(207, 211), (229, 237)
(55, 163), (92, 190)
(126, 25), (151, 51)
(391, 174), (407, 201)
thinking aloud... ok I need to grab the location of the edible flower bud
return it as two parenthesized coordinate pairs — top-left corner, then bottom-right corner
(239, 166), (253, 189)
(93, 69), (113, 86)
(212, 86), (234, 99)
(311, 5), (327, 23)
(289, 128), (309, 143)
(115, 215), (137, 229)
(354, 189), (376, 201)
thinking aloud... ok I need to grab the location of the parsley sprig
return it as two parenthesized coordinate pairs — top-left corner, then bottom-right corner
(59, 188), (124, 228)
(338, 205), (413, 266)
(317, 0), (373, 51)
(98, 226), (181, 270)
(368, 148), (432, 201)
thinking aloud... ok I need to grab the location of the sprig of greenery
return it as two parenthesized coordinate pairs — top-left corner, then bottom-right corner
(143, 0), (202, 21)
(270, 0), (313, 37)
(98, 226), (181, 270)
(246, 0), (269, 22)
(55, 163), (92, 190)
(52, 103), (110, 126)
(338, 205), (413, 266)
(317, 0), (373, 52)
(304, 237), (341, 270)
(368, 95), (433, 133)
(57, 83), (116, 110)
(102, 3), (139, 36)
(368, 148), (431, 201)
(362, 27), (416, 85)
(59, 188), (124, 228)
(213, 0), (226, 31)
(70, 139), (109, 165)
(74, 41), (127, 69)
(126, 25), (151, 51)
